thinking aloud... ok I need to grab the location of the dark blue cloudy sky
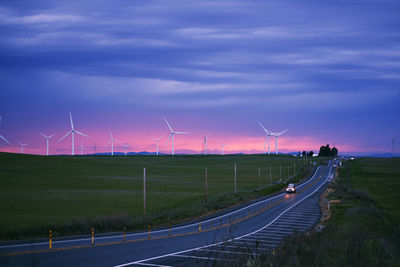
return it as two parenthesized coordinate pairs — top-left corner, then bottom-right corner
(0, 0), (399, 155)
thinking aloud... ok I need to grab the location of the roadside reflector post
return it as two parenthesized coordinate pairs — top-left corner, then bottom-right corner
(169, 224), (171, 236)
(234, 163), (237, 194)
(49, 229), (52, 250)
(148, 225), (151, 239)
(199, 222), (201, 232)
(123, 226), (126, 242)
(91, 227), (94, 246)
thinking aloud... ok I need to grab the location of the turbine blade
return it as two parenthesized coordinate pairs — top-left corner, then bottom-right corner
(58, 130), (72, 143)
(164, 118), (173, 132)
(165, 133), (173, 145)
(109, 130), (113, 139)
(39, 133), (47, 138)
(264, 137), (268, 146)
(69, 111), (74, 130)
(107, 139), (112, 145)
(48, 134), (55, 139)
(258, 121), (269, 134)
(277, 129), (288, 136)
(175, 132), (188, 134)
(0, 134), (10, 145)
(74, 130), (89, 138)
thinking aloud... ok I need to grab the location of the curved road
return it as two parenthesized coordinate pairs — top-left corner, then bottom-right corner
(0, 160), (337, 267)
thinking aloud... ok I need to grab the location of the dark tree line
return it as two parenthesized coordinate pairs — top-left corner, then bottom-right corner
(319, 144), (338, 157)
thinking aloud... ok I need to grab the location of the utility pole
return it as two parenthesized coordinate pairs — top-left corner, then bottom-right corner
(294, 163), (296, 176)
(205, 168), (208, 203)
(234, 163), (237, 194)
(269, 165), (272, 184)
(143, 167), (146, 220)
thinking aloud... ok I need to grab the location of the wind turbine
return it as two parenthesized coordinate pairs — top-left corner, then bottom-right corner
(18, 141), (28, 154)
(203, 136), (208, 155)
(0, 115), (10, 145)
(122, 143), (130, 156)
(258, 121), (272, 154)
(40, 133), (55, 156)
(59, 111), (89, 155)
(107, 131), (120, 156)
(152, 137), (161, 155)
(79, 142), (85, 155)
(270, 129), (288, 155)
(221, 144), (225, 155)
(164, 118), (188, 156)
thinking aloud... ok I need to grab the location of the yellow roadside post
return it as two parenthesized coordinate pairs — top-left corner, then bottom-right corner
(49, 230), (52, 250)
(199, 222), (201, 232)
(91, 227), (94, 246)
(123, 226), (126, 242)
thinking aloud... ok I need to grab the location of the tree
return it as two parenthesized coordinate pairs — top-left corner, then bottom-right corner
(332, 147), (338, 157)
(302, 151), (306, 157)
(308, 151), (314, 157)
(319, 144), (338, 157)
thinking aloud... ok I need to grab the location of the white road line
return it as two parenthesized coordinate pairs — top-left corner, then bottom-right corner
(172, 254), (225, 261)
(240, 237), (281, 244)
(198, 248), (259, 256)
(248, 234), (283, 240)
(132, 263), (172, 267)
(113, 164), (331, 267)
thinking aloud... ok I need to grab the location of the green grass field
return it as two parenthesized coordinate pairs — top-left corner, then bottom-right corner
(349, 157), (400, 224)
(0, 152), (310, 240)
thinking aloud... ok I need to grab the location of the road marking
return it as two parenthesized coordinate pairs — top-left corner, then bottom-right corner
(172, 254), (226, 261)
(132, 263), (172, 267)
(198, 248), (259, 256)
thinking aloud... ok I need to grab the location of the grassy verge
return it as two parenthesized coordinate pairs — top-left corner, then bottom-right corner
(0, 152), (312, 240)
(233, 158), (400, 266)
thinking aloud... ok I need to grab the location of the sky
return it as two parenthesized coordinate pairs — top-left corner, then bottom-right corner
(0, 0), (399, 155)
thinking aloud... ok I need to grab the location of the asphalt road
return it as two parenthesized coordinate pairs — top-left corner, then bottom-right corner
(0, 160), (337, 267)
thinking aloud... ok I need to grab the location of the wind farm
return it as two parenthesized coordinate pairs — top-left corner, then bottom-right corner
(1, 1), (399, 266)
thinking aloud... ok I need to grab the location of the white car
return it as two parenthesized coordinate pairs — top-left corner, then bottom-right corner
(286, 183), (296, 193)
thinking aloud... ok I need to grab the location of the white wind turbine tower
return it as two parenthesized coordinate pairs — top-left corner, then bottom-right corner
(270, 129), (288, 155)
(107, 131), (120, 156)
(258, 121), (272, 154)
(221, 144), (225, 155)
(18, 141), (28, 154)
(79, 142), (85, 155)
(0, 115), (10, 145)
(122, 144), (130, 156)
(40, 133), (55, 156)
(203, 136), (208, 155)
(164, 118), (188, 156)
(59, 111), (89, 155)
(152, 137), (161, 155)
